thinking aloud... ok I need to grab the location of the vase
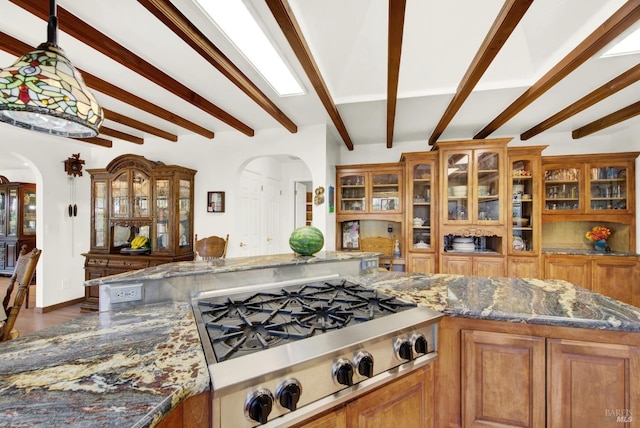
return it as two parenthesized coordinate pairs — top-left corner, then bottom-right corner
(594, 239), (607, 251)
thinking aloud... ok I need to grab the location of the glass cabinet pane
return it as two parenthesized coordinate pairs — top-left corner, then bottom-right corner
(179, 179), (191, 248)
(512, 160), (534, 252)
(340, 174), (366, 211)
(371, 173), (399, 211)
(476, 151), (500, 222)
(589, 166), (627, 211)
(0, 190), (6, 237)
(8, 189), (17, 236)
(446, 153), (469, 220)
(544, 167), (580, 211)
(94, 182), (107, 248)
(132, 171), (150, 217)
(22, 190), (36, 235)
(111, 172), (129, 218)
(156, 180), (170, 250)
(411, 164), (432, 249)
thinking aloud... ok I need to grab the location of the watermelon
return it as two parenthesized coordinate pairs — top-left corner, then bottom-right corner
(289, 226), (324, 256)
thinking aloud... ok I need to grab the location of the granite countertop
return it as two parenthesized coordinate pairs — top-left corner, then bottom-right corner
(542, 247), (639, 256)
(355, 272), (640, 332)
(0, 301), (209, 428)
(85, 251), (379, 286)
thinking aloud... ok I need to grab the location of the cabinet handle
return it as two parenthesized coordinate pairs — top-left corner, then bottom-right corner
(240, 242), (247, 247)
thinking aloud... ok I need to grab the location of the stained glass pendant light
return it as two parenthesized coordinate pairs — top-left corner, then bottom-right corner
(0, 0), (103, 137)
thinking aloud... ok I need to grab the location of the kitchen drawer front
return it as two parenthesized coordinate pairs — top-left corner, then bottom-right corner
(108, 259), (150, 270)
(86, 258), (109, 267)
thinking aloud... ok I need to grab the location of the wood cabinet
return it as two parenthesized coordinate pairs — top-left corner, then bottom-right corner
(462, 329), (546, 427)
(82, 154), (196, 311)
(544, 253), (640, 305)
(436, 316), (640, 428)
(441, 253), (506, 277)
(336, 163), (403, 217)
(401, 152), (438, 273)
(0, 176), (36, 275)
(157, 391), (210, 428)
(507, 256), (540, 279)
(296, 364), (434, 428)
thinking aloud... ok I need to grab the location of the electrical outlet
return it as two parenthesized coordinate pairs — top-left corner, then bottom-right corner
(110, 284), (143, 303)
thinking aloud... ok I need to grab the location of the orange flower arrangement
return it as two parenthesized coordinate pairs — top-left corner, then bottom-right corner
(585, 226), (611, 241)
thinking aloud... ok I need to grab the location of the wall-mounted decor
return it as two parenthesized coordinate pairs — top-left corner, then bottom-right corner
(64, 153), (85, 177)
(314, 186), (325, 205)
(342, 220), (360, 250)
(328, 186), (334, 213)
(208, 191), (225, 213)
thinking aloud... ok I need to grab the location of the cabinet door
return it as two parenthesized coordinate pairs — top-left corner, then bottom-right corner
(591, 257), (640, 306)
(371, 170), (402, 213)
(347, 365), (434, 428)
(507, 256), (540, 279)
(587, 163), (632, 213)
(543, 255), (591, 289)
(474, 256), (506, 277)
(443, 150), (472, 222)
(0, 188), (5, 237)
(338, 172), (367, 213)
(92, 180), (109, 250)
(441, 255), (473, 275)
(547, 339), (640, 428)
(543, 164), (582, 213)
(510, 157), (537, 254)
(296, 407), (346, 428)
(407, 253), (436, 274)
(475, 149), (502, 224)
(462, 330), (545, 428)
(408, 161), (434, 250)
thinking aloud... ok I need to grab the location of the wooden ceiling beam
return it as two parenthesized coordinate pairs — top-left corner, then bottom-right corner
(11, 0), (255, 137)
(521, 63), (640, 140)
(99, 127), (144, 145)
(572, 101), (640, 139)
(386, 0), (407, 149)
(474, 0), (640, 139)
(428, 0), (533, 145)
(266, 0), (354, 150)
(103, 109), (178, 142)
(74, 137), (113, 147)
(138, 0), (298, 134)
(0, 31), (215, 140)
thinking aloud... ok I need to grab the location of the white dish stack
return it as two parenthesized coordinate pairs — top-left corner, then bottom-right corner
(452, 237), (475, 252)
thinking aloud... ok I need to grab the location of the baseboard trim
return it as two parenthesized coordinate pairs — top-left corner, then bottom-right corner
(34, 297), (84, 314)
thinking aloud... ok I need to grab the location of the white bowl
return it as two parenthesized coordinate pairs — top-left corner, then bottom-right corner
(513, 184), (525, 194)
(478, 185), (489, 196)
(451, 185), (467, 196)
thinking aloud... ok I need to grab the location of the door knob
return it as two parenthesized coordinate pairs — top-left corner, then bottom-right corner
(267, 237), (273, 242)
(239, 242), (247, 247)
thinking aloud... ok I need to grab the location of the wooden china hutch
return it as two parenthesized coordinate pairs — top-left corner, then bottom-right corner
(0, 175), (36, 276)
(82, 154), (196, 312)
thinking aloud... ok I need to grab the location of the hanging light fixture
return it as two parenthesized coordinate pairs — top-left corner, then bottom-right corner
(0, 0), (103, 138)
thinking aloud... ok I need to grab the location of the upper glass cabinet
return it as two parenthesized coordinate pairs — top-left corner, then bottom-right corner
(336, 164), (403, 214)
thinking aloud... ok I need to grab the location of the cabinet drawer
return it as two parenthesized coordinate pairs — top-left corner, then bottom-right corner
(86, 258), (109, 267)
(108, 259), (150, 269)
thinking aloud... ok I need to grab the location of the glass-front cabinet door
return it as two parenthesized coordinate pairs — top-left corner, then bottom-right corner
(111, 171), (129, 218)
(511, 159), (535, 253)
(543, 165), (581, 213)
(155, 179), (170, 251)
(178, 179), (191, 248)
(476, 150), (501, 223)
(338, 173), (366, 212)
(371, 172), (401, 212)
(8, 188), (17, 236)
(0, 189), (5, 237)
(409, 162), (434, 249)
(22, 189), (36, 236)
(93, 180), (108, 250)
(444, 151), (470, 221)
(587, 163), (630, 213)
(132, 171), (150, 218)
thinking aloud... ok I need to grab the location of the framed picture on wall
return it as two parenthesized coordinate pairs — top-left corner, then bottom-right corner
(342, 220), (360, 250)
(207, 191), (225, 213)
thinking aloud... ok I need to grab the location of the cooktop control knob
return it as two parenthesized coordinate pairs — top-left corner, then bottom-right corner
(276, 379), (302, 411)
(245, 388), (274, 425)
(333, 358), (355, 386)
(394, 338), (413, 361)
(411, 333), (428, 355)
(354, 351), (375, 378)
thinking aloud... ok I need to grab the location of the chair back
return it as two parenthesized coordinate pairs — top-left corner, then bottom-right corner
(360, 236), (395, 271)
(1, 246), (41, 341)
(194, 234), (229, 260)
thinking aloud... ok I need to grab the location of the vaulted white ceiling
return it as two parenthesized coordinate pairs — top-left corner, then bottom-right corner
(0, 0), (639, 164)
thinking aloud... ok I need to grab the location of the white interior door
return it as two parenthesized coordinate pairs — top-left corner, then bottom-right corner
(238, 170), (261, 256)
(294, 182), (307, 229)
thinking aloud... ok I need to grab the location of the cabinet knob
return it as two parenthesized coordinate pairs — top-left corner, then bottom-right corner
(239, 242), (247, 247)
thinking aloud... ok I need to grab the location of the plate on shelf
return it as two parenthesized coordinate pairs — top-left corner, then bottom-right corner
(512, 236), (525, 251)
(120, 248), (151, 255)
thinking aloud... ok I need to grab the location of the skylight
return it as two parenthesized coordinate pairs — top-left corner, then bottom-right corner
(601, 27), (640, 58)
(195, 0), (305, 97)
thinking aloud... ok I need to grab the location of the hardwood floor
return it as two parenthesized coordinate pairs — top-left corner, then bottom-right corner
(0, 276), (84, 337)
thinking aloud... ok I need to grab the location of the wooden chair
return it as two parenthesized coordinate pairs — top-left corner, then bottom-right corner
(194, 234), (229, 260)
(1, 245), (42, 341)
(360, 236), (395, 271)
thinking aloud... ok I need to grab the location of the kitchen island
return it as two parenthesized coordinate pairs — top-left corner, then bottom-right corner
(1, 255), (639, 426)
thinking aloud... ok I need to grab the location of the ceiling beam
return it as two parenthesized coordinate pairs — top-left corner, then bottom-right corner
(474, 0), (640, 139)
(99, 127), (144, 145)
(103, 109), (178, 142)
(138, 0), (298, 134)
(75, 137), (113, 147)
(572, 101), (640, 139)
(428, 0), (533, 145)
(386, 0), (407, 149)
(521, 63), (640, 140)
(11, 0), (255, 137)
(0, 31), (215, 140)
(265, 0), (354, 150)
